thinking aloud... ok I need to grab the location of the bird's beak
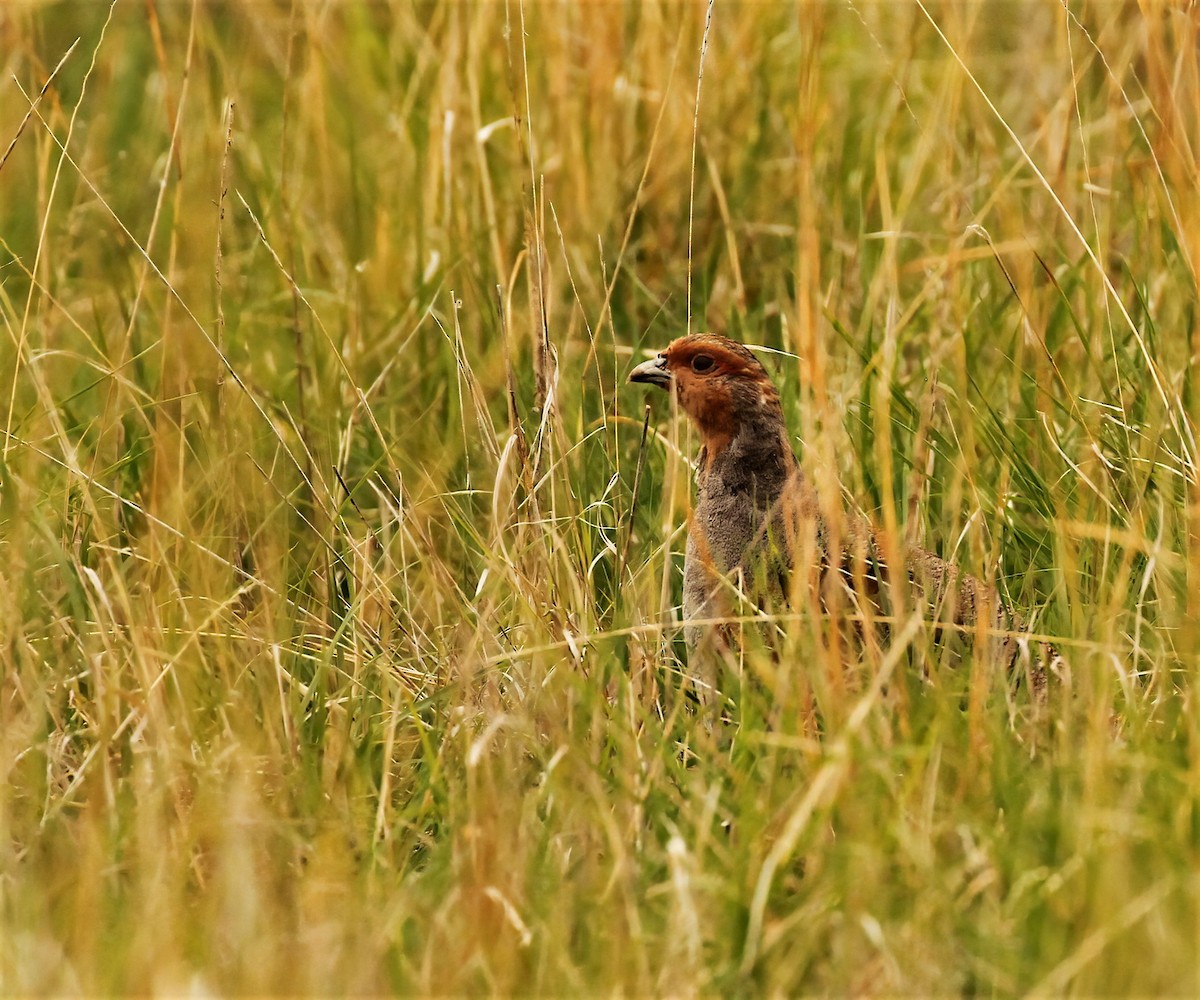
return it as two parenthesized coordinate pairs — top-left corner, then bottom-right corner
(628, 354), (671, 389)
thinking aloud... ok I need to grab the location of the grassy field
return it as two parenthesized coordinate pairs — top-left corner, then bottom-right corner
(1, 0), (1197, 993)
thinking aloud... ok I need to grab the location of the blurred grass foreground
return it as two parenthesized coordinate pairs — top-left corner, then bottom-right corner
(1, 0), (1198, 994)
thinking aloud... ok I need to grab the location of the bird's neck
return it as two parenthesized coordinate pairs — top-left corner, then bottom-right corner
(699, 408), (796, 504)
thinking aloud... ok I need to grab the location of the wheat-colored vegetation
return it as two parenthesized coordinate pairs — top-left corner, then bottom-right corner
(0, 0), (1197, 994)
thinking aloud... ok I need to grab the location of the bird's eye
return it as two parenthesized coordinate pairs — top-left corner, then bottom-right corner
(691, 354), (715, 373)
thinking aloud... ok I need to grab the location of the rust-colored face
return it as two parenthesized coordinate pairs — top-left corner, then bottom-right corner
(629, 333), (781, 454)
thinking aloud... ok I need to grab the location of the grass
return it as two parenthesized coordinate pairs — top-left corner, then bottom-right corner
(1, 0), (1197, 994)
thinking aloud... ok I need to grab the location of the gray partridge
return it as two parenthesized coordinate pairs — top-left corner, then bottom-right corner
(629, 333), (1058, 704)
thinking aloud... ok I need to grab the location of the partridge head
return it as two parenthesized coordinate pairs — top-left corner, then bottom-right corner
(629, 334), (792, 471)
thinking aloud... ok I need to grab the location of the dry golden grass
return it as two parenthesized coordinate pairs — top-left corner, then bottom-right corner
(0, 1), (1197, 993)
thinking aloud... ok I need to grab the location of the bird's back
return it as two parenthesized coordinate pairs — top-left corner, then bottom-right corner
(685, 443), (1056, 696)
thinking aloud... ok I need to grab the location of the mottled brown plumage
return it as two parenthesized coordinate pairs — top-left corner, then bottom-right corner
(630, 333), (1059, 704)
